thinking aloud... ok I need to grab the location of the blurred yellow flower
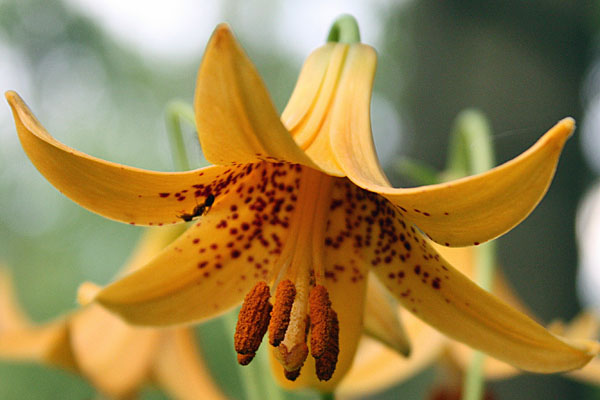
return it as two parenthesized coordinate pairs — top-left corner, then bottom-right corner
(6, 22), (598, 392)
(0, 227), (227, 400)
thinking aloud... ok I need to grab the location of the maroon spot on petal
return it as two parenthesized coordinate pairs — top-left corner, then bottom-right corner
(231, 250), (241, 258)
(159, 193), (170, 198)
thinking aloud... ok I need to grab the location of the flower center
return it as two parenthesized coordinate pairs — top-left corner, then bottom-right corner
(233, 166), (340, 381)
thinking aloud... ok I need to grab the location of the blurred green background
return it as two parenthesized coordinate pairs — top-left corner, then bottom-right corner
(1, 0), (600, 399)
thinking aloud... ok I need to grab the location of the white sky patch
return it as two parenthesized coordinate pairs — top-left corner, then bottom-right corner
(577, 183), (600, 310)
(63, 0), (404, 61)
(63, 0), (221, 60)
(272, 0), (399, 62)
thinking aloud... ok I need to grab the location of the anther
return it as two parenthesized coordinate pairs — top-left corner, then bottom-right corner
(283, 368), (301, 381)
(315, 309), (339, 381)
(269, 279), (296, 346)
(309, 284), (339, 381)
(234, 281), (272, 365)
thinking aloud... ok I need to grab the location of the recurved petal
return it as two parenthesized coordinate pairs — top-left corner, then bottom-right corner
(336, 312), (445, 398)
(6, 90), (231, 226)
(280, 42), (349, 176)
(151, 329), (228, 400)
(69, 304), (161, 399)
(329, 44), (388, 187)
(449, 313), (600, 381)
(88, 163), (302, 325)
(372, 209), (599, 372)
(331, 67), (575, 246)
(194, 24), (318, 171)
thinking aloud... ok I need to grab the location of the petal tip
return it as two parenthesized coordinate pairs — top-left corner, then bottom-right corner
(77, 282), (102, 306)
(5, 90), (18, 102)
(4, 90), (22, 109)
(210, 23), (236, 47)
(551, 117), (575, 139)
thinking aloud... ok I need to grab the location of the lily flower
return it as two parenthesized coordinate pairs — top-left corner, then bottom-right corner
(6, 22), (599, 391)
(0, 227), (228, 400)
(337, 244), (600, 398)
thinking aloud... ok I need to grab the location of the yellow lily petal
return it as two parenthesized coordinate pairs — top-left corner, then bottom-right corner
(327, 50), (574, 245)
(194, 24), (318, 171)
(337, 312), (445, 398)
(281, 43), (337, 135)
(439, 244), (531, 380)
(120, 225), (187, 275)
(0, 268), (31, 331)
(370, 202), (598, 372)
(91, 162), (302, 325)
(280, 43), (348, 176)
(151, 329), (228, 400)
(362, 272), (410, 356)
(328, 44), (388, 187)
(69, 305), (161, 399)
(551, 312), (600, 385)
(6, 90), (228, 226)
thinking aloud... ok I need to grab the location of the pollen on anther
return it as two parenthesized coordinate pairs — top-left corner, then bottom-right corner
(304, 284), (339, 382)
(269, 280), (296, 346)
(234, 281), (272, 365)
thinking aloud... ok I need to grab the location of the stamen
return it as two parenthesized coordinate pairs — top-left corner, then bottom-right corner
(309, 284), (339, 381)
(309, 285), (331, 358)
(269, 279), (296, 346)
(234, 281), (272, 365)
(315, 309), (339, 381)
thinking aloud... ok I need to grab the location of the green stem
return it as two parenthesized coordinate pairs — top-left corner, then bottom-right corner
(394, 158), (440, 186)
(165, 100), (195, 171)
(447, 109), (495, 178)
(319, 392), (335, 400)
(327, 15), (361, 43)
(447, 110), (497, 400)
